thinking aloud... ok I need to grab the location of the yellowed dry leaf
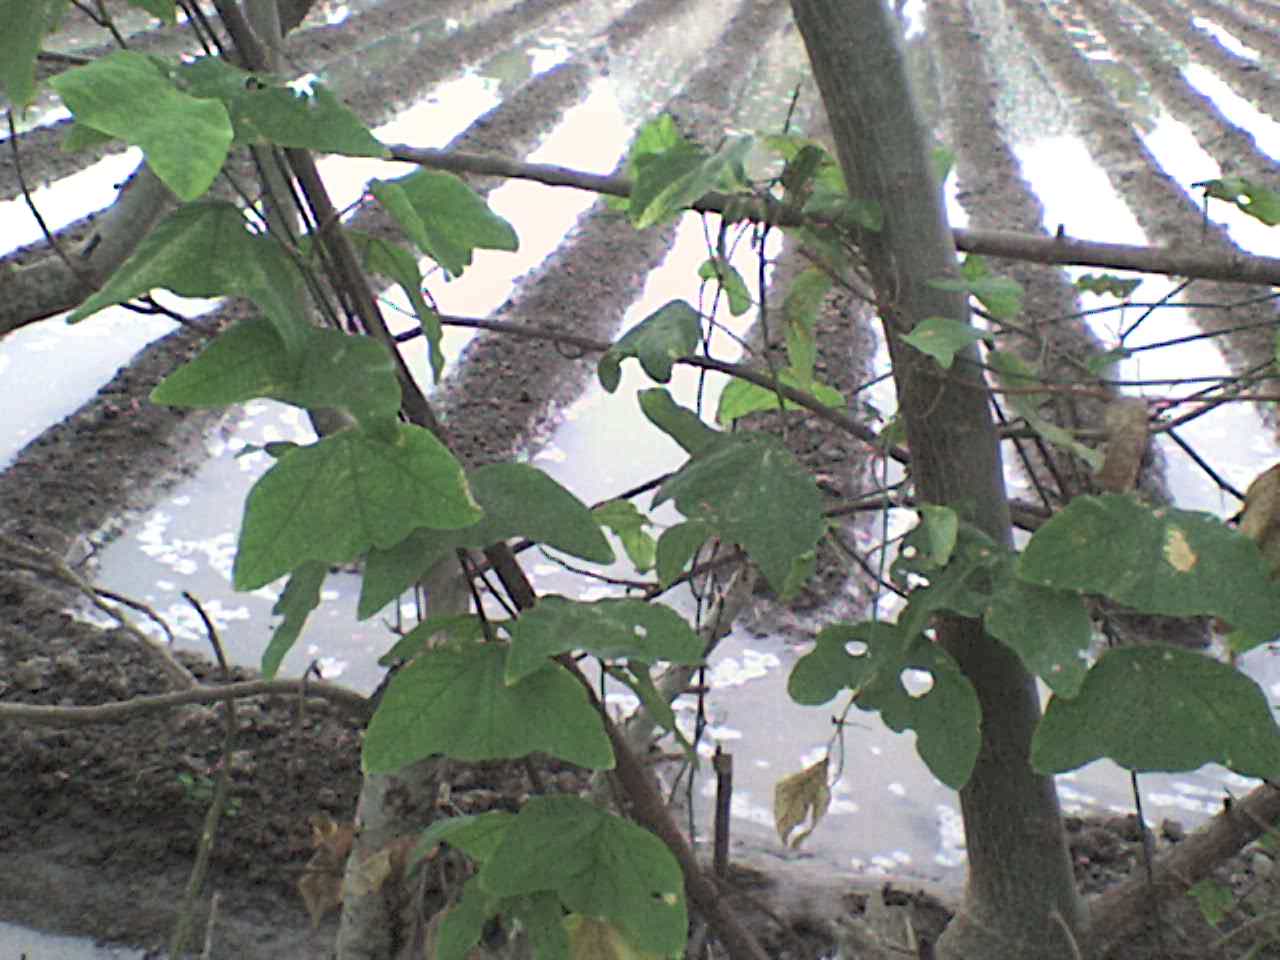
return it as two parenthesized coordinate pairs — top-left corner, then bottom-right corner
(1096, 397), (1149, 493)
(347, 834), (418, 898)
(1240, 464), (1280, 579)
(774, 757), (831, 849)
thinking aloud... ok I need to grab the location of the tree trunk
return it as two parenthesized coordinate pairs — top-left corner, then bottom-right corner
(785, 2), (1087, 957)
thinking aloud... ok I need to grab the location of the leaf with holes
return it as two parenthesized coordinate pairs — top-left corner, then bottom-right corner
(505, 596), (701, 684)
(1033, 645), (1280, 779)
(363, 645), (613, 772)
(1020, 494), (1280, 644)
(788, 621), (979, 788)
(655, 433), (824, 596)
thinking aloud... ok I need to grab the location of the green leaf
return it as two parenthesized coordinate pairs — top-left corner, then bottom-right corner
(1075, 274), (1142, 300)
(235, 423), (481, 590)
(801, 190), (883, 232)
(782, 268), (831, 380)
(931, 145), (955, 184)
(629, 134), (753, 229)
(598, 301), (702, 392)
(697, 257), (751, 315)
(900, 317), (992, 369)
(357, 464), (611, 618)
(437, 875), (500, 960)
(151, 317), (400, 428)
(1189, 878), (1234, 927)
(1200, 177), (1280, 227)
(915, 506), (959, 565)
(261, 561), (326, 679)
(655, 520), (713, 588)
(363, 645), (613, 771)
(230, 79), (387, 156)
(715, 368), (843, 426)
(483, 796), (687, 955)
(49, 51), (232, 200)
(464, 464), (613, 563)
(593, 500), (656, 572)
(654, 433), (824, 596)
(987, 350), (1104, 471)
(70, 202), (310, 353)
(371, 169), (517, 277)
(613, 661), (691, 753)
(985, 579), (1091, 698)
(930, 256), (1023, 320)
(788, 622), (980, 788)
(378, 614), (488, 665)
(349, 230), (445, 383)
(506, 596), (702, 684)
(1020, 494), (1280, 639)
(416, 811), (515, 864)
(1032, 646), (1280, 779)
(0, 0), (66, 109)
(892, 519), (1011, 638)
(637, 388), (719, 454)
(127, 0), (177, 21)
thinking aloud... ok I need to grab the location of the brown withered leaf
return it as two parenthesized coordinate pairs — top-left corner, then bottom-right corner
(347, 834), (419, 898)
(298, 814), (354, 927)
(774, 757), (831, 849)
(1240, 463), (1280, 579)
(1095, 397), (1150, 493)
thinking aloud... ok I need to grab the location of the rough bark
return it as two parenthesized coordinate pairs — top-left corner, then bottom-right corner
(786, 1), (1087, 957)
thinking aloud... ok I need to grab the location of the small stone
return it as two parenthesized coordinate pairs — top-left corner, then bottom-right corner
(1161, 819), (1186, 843)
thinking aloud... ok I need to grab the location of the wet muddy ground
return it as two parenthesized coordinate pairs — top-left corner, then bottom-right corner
(5, 0), (1280, 957)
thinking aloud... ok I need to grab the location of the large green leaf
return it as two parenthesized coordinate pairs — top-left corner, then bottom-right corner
(357, 464), (612, 619)
(985, 579), (1091, 698)
(1033, 645), (1280, 779)
(49, 51), (232, 200)
(69, 202), (310, 353)
(0, 0), (66, 108)
(505, 596), (702, 683)
(483, 796), (687, 955)
(654, 433), (824, 595)
(788, 622), (980, 789)
(151, 317), (400, 428)
(598, 302), (702, 393)
(371, 169), (517, 277)
(1020, 494), (1280, 639)
(362, 645), (613, 771)
(261, 561), (326, 679)
(235, 423), (481, 590)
